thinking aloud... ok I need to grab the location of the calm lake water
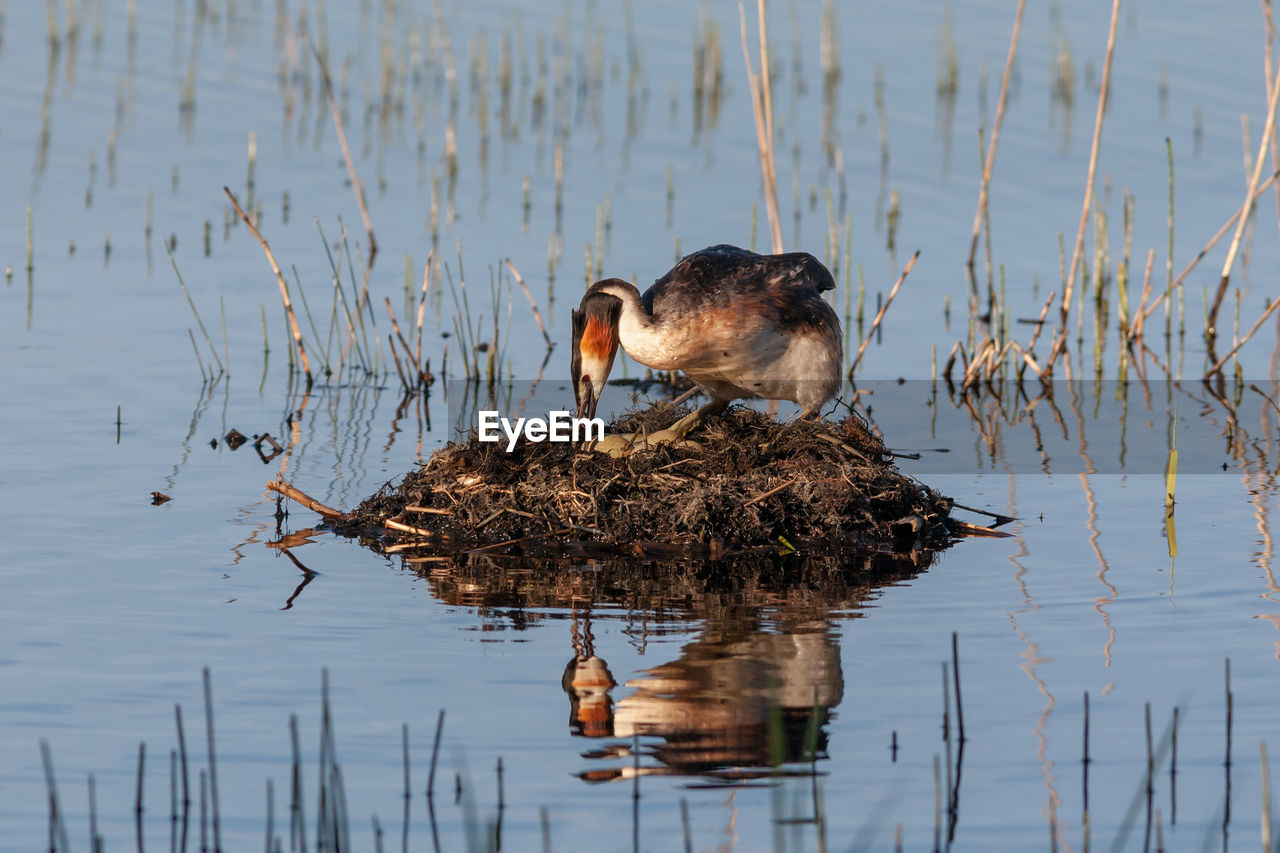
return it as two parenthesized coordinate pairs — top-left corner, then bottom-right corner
(3, 0), (1280, 850)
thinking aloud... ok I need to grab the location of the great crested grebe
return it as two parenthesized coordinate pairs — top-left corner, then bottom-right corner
(571, 244), (842, 448)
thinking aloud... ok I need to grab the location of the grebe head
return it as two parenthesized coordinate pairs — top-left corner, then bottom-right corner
(571, 286), (623, 420)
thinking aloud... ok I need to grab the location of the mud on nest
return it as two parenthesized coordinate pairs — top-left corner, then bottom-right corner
(331, 402), (962, 558)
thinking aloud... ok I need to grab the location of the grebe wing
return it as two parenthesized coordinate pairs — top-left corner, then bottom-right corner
(642, 245), (835, 316)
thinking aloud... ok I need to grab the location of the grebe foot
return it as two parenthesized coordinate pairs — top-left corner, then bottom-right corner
(589, 428), (701, 458)
(664, 399), (729, 439)
(587, 401), (726, 457)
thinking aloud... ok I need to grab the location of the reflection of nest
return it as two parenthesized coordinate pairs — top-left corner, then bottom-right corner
(418, 550), (936, 615)
(333, 403), (963, 558)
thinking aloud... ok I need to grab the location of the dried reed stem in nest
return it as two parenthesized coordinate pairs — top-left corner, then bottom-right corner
(1045, 0), (1121, 379)
(385, 518), (434, 538)
(966, 0), (1026, 269)
(1208, 58), (1280, 340)
(310, 41), (377, 261)
(224, 187), (312, 382)
(739, 0), (783, 254)
(266, 480), (344, 520)
(851, 250), (919, 373)
(743, 478), (797, 508)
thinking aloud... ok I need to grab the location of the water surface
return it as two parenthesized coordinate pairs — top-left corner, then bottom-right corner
(2, 0), (1280, 849)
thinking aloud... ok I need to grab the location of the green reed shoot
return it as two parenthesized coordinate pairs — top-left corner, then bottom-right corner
(167, 242), (224, 376)
(292, 265), (329, 373)
(316, 220), (369, 374)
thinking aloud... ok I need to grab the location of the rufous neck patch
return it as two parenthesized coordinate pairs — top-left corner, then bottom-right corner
(581, 315), (617, 361)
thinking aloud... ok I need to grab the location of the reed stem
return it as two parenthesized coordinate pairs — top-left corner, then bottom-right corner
(850, 251), (919, 373)
(738, 0), (783, 253)
(1209, 58), (1280, 342)
(310, 41), (377, 260)
(966, 0), (1026, 269)
(225, 187), (312, 382)
(1045, 0), (1121, 378)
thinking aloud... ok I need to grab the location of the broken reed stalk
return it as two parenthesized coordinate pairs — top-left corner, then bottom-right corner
(1132, 169), (1280, 332)
(225, 187), (313, 382)
(267, 480), (346, 520)
(1127, 249), (1156, 343)
(310, 41), (377, 260)
(384, 298), (431, 388)
(1045, 0), (1121, 379)
(504, 258), (553, 349)
(1205, 294), (1280, 376)
(415, 252), (433, 367)
(1265, 0), (1280, 239)
(851, 250), (919, 372)
(966, 0), (1026, 269)
(388, 333), (410, 391)
(1208, 58), (1280, 340)
(738, 0), (784, 253)
(1015, 289), (1056, 378)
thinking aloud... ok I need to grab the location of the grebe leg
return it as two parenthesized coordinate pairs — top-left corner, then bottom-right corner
(589, 399), (727, 457)
(661, 398), (728, 439)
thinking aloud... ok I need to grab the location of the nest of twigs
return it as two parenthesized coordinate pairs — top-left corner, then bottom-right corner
(320, 402), (976, 560)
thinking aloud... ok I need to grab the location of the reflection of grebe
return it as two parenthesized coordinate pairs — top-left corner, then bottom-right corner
(562, 655), (615, 739)
(565, 617), (844, 781)
(571, 245), (843, 441)
(563, 611), (616, 738)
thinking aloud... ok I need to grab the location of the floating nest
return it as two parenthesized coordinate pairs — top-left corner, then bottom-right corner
(284, 402), (998, 561)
